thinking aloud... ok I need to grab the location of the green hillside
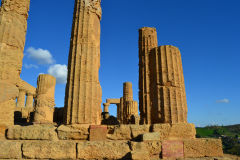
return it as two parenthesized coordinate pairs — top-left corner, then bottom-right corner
(196, 124), (240, 156)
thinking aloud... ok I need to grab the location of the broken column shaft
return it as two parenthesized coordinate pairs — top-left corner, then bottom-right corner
(150, 45), (188, 123)
(34, 74), (56, 124)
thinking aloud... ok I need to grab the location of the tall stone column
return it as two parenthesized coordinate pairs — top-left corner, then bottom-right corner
(0, 0), (30, 84)
(150, 45), (188, 123)
(123, 82), (133, 101)
(0, 0), (30, 127)
(64, 0), (102, 125)
(138, 27), (158, 124)
(34, 74), (56, 124)
(17, 89), (26, 108)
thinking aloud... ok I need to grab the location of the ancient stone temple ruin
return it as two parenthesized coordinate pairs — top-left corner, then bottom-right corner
(0, 0), (225, 160)
(102, 82), (139, 125)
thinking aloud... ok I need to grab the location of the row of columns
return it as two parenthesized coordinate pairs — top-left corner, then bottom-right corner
(16, 89), (34, 108)
(103, 82), (139, 124)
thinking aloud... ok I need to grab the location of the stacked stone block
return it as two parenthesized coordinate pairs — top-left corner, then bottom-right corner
(64, 0), (102, 125)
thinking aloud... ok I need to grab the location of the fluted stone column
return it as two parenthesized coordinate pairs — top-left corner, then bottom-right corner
(123, 82), (133, 101)
(0, 0), (30, 127)
(139, 27), (158, 124)
(64, 0), (102, 125)
(0, 0), (30, 84)
(150, 45), (188, 123)
(25, 93), (34, 108)
(17, 89), (26, 108)
(122, 82), (139, 124)
(34, 74), (56, 124)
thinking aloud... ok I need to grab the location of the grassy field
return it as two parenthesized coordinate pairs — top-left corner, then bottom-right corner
(196, 124), (240, 156)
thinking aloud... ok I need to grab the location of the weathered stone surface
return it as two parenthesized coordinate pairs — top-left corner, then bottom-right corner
(177, 157), (234, 160)
(150, 45), (188, 124)
(64, 0), (102, 125)
(119, 82), (139, 124)
(77, 141), (131, 159)
(162, 140), (184, 159)
(139, 27), (188, 124)
(89, 125), (107, 141)
(0, 0), (35, 127)
(7, 125), (58, 140)
(145, 141), (162, 158)
(184, 138), (224, 158)
(130, 141), (162, 159)
(130, 124), (150, 138)
(0, 141), (21, 159)
(0, 99), (15, 126)
(106, 98), (121, 104)
(169, 123), (196, 140)
(141, 132), (161, 141)
(22, 141), (76, 159)
(0, 81), (19, 126)
(57, 124), (89, 140)
(152, 123), (196, 140)
(139, 27), (158, 124)
(152, 123), (171, 140)
(107, 125), (131, 140)
(131, 150), (150, 160)
(16, 89), (26, 108)
(0, 0), (30, 84)
(0, 81), (19, 103)
(0, 125), (6, 139)
(34, 74), (56, 124)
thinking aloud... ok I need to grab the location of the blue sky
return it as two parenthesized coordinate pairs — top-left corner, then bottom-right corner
(8, 0), (240, 126)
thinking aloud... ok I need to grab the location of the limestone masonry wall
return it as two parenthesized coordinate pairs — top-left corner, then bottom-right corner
(0, 124), (224, 160)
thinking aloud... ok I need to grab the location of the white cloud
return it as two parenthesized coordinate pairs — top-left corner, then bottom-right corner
(26, 47), (55, 65)
(24, 64), (39, 69)
(216, 98), (230, 103)
(48, 64), (68, 84)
